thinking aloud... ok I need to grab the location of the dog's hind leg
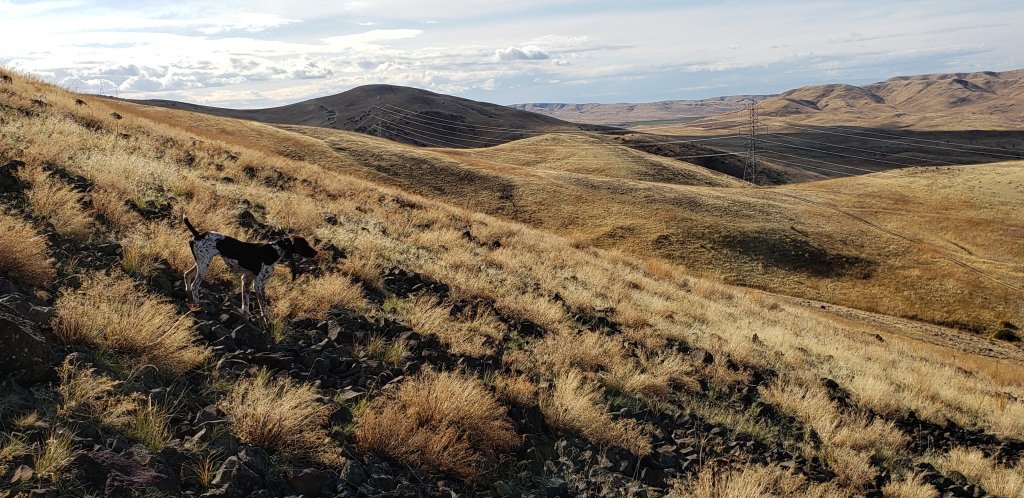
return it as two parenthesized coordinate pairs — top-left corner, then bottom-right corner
(189, 257), (211, 305)
(240, 274), (251, 316)
(184, 264), (197, 293)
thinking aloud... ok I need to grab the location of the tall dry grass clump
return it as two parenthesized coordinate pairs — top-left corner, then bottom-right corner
(669, 464), (845, 498)
(934, 447), (1024, 498)
(355, 370), (518, 479)
(19, 164), (94, 242)
(221, 369), (340, 465)
(0, 211), (54, 285)
(52, 273), (208, 374)
(268, 272), (369, 320)
(881, 473), (938, 498)
(540, 370), (651, 456)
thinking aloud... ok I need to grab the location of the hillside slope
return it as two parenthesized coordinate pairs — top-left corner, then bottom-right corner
(108, 97), (1024, 335)
(4, 70), (1024, 498)
(133, 84), (611, 148)
(689, 69), (1024, 131)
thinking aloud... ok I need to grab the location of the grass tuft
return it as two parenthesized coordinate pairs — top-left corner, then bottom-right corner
(52, 273), (208, 374)
(0, 211), (55, 285)
(355, 370), (518, 479)
(221, 369), (340, 465)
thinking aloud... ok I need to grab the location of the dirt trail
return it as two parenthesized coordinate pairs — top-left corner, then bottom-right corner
(776, 293), (1024, 362)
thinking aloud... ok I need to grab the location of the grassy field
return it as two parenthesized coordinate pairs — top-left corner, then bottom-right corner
(2, 71), (1023, 497)
(135, 111), (1024, 336)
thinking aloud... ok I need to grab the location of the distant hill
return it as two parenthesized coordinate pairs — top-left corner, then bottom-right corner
(511, 95), (771, 125)
(132, 84), (613, 148)
(692, 69), (1024, 131)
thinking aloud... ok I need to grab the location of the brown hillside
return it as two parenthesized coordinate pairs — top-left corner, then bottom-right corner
(4, 69), (1024, 498)
(132, 84), (612, 148)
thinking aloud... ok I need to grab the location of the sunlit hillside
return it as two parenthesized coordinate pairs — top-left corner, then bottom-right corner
(2, 71), (1024, 498)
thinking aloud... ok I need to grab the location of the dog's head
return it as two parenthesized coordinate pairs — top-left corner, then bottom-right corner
(289, 236), (318, 258)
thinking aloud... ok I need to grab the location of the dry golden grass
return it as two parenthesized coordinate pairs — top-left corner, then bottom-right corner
(33, 431), (78, 482)
(221, 369), (340, 465)
(669, 464), (845, 498)
(0, 211), (54, 285)
(4, 71), (1024, 495)
(52, 273), (208, 374)
(268, 272), (369, 320)
(397, 294), (494, 357)
(540, 370), (651, 456)
(19, 163), (94, 242)
(602, 351), (699, 399)
(493, 373), (537, 407)
(760, 378), (906, 488)
(933, 447), (1024, 498)
(355, 370), (518, 479)
(882, 473), (938, 498)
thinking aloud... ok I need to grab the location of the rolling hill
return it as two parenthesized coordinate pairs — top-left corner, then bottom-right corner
(110, 96), (1024, 336)
(133, 84), (614, 148)
(642, 69), (1024, 133)
(3, 69), (1024, 498)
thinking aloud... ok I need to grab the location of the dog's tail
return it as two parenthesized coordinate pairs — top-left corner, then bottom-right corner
(182, 214), (201, 239)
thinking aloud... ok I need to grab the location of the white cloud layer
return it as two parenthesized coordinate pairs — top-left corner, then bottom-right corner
(2, 0), (1022, 106)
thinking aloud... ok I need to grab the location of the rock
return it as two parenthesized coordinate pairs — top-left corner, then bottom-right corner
(340, 459), (367, 486)
(195, 404), (226, 425)
(287, 468), (330, 497)
(70, 450), (179, 497)
(27, 489), (56, 498)
(211, 456), (261, 497)
(543, 477), (569, 498)
(236, 446), (270, 476)
(11, 464), (34, 482)
(231, 323), (266, 349)
(493, 481), (517, 498)
(689, 348), (714, 365)
(0, 302), (53, 381)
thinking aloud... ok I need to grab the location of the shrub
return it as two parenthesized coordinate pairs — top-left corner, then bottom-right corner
(221, 369), (340, 465)
(52, 273), (208, 374)
(355, 370), (518, 478)
(0, 212), (54, 285)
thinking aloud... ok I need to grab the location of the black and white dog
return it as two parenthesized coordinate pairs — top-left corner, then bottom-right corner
(183, 215), (317, 317)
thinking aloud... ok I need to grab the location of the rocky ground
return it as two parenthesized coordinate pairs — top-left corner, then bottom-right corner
(1, 157), (1022, 498)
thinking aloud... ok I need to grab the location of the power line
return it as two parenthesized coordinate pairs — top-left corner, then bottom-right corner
(829, 125), (1024, 154)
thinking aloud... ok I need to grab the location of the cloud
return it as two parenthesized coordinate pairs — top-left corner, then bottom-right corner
(494, 45), (550, 62)
(4, 0), (1023, 106)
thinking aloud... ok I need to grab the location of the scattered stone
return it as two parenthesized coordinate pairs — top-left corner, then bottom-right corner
(286, 468), (330, 497)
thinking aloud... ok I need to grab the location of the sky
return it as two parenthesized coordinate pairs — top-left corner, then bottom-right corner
(2, 0), (1023, 108)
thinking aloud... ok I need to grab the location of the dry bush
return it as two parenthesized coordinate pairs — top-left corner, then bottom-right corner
(56, 360), (169, 450)
(52, 273), (208, 374)
(19, 164), (94, 241)
(669, 464), (845, 498)
(935, 447), (1024, 498)
(494, 373), (537, 407)
(540, 370), (651, 456)
(355, 370), (518, 479)
(882, 473), (938, 498)
(56, 359), (125, 420)
(269, 272), (369, 320)
(221, 369), (340, 465)
(0, 211), (54, 285)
